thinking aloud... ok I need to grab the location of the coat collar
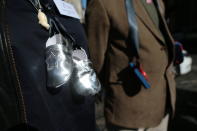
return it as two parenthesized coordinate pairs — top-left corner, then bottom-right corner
(134, 0), (165, 43)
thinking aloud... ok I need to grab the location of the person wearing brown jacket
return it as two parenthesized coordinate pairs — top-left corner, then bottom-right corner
(86, 0), (176, 130)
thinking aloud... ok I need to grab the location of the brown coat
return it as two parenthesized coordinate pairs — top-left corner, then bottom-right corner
(86, 0), (176, 128)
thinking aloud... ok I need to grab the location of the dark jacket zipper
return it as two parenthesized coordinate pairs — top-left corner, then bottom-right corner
(1, 0), (27, 125)
(4, 24), (28, 124)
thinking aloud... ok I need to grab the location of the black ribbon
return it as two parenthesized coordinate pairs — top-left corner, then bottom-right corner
(27, 0), (76, 45)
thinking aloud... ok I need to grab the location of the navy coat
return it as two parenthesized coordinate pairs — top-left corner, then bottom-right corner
(0, 0), (95, 130)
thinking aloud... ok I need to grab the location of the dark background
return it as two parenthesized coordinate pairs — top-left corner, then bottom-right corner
(165, 0), (197, 53)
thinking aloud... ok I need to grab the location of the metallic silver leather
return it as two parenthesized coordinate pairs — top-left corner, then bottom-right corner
(46, 42), (73, 89)
(45, 34), (100, 95)
(72, 49), (101, 96)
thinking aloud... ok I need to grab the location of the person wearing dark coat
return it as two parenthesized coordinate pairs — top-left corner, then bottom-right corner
(0, 0), (96, 130)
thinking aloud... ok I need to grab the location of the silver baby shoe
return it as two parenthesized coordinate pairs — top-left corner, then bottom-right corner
(71, 48), (101, 96)
(46, 34), (73, 89)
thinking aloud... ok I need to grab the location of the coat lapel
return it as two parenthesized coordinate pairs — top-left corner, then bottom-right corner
(155, 0), (175, 61)
(134, 0), (165, 43)
(159, 11), (175, 61)
(134, 0), (175, 62)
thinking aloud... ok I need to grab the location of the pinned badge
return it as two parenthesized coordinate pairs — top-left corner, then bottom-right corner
(130, 63), (151, 89)
(146, 0), (152, 4)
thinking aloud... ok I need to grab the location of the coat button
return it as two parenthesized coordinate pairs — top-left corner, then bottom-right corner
(160, 46), (166, 50)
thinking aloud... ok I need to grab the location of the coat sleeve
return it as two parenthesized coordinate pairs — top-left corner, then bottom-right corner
(85, 0), (110, 74)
